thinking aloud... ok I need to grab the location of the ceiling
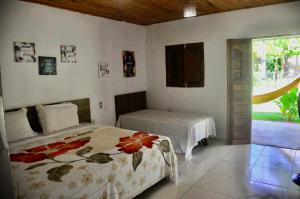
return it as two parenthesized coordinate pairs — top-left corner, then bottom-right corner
(23, 0), (298, 25)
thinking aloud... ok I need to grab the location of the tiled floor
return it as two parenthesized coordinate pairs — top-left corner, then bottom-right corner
(134, 139), (300, 199)
(252, 120), (300, 149)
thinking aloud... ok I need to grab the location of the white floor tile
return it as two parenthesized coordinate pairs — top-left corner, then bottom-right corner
(194, 172), (243, 197)
(295, 151), (300, 162)
(192, 147), (230, 161)
(181, 187), (233, 199)
(178, 161), (207, 185)
(234, 180), (287, 199)
(261, 146), (296, 159)
(222, 151), (259, 165)
(287, 189), (300, 199)
(210, 160), (251, 179)
(230, 144), (264, 155)
(255, 155), (294, 172)
(247, 166), (291, 188)
(188, 158), (219, 171)
(134, 179), (189, 199)
(292, 160), (300, 173)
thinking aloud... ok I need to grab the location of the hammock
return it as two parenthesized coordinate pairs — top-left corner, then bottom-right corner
(252, 77), (300, 104)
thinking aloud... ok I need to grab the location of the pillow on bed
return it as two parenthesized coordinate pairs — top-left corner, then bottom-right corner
(5, 108), (36, 142)
(36, 102), (79, 134)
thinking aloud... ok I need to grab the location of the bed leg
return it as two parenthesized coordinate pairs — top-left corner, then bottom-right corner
(201, 138), (208, 146)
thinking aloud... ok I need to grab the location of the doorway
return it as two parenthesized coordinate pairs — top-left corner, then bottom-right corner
(251, 36), (300, 149)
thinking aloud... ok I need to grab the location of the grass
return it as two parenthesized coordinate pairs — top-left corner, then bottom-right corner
(252, 112), (300, 123)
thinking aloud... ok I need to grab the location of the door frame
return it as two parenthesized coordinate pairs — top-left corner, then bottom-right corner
(226, 34), (300, 145)
(227, 39), (253, 145)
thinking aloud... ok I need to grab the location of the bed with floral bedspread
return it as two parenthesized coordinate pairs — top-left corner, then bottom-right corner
(9, 126), (178, 199)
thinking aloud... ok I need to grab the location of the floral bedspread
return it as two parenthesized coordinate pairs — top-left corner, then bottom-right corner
(9, 126), (178, 199)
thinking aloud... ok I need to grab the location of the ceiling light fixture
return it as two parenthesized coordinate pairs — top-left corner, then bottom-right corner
(183, 1), (197, 18)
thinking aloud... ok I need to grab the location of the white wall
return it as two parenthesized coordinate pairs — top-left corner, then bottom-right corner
(0, 0), (146, 125)
(1, 0), (300, 139)
(146, 2), (300, 139)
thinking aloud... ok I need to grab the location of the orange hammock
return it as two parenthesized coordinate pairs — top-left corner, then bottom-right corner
(252, 77), (300, 104)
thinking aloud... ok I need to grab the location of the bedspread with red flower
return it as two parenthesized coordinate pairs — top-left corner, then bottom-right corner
(9, 126), (178, 199)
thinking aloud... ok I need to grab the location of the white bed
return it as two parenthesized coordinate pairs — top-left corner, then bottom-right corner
(117, 109), (216, 160)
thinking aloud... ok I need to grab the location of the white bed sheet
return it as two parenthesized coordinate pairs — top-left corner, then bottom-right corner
(8, 123), (104, 149)
(117, 109), (216, 160)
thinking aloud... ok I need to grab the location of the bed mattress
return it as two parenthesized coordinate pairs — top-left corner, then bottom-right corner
(117, 109), (216, 160)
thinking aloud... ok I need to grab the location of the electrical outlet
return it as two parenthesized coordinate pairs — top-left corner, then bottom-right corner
(99, 101), (103, 109)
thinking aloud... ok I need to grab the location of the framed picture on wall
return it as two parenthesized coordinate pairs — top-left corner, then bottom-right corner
(14, 42), (36, 62)
(38, 56), (57, 75)
(122, 51), (136, 77)
(98, 62), (110, 78)
(61, 45), (77, 63)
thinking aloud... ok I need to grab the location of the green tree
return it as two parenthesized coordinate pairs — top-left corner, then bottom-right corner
(265, 38), (300, 75)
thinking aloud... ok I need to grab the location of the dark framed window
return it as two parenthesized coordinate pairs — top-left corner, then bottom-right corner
(165, 42), (204, 87)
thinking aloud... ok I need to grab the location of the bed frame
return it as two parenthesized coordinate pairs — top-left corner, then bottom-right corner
(5, 98), (91, 132)
(114, 91), (147, 122)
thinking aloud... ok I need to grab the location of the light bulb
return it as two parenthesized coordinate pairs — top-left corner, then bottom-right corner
(184, 3), (196, 18)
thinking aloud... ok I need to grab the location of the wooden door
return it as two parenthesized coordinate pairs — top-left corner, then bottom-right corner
(227, 39), (252, 144)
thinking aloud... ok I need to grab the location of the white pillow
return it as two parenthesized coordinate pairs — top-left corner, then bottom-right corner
(5, 108), (36, 142)
(36, 103), (79, 134)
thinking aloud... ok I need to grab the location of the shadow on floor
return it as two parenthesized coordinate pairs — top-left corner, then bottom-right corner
(252, 120), (300, 149)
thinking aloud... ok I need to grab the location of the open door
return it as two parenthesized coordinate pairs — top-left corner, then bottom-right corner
(227, 39), (252, 144)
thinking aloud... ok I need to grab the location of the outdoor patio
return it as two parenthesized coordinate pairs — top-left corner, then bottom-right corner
(252, 120), (300, 149)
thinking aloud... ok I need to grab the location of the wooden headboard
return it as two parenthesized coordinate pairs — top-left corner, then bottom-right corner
(5, 98), (91, 132)
(114, 91), (147, 122)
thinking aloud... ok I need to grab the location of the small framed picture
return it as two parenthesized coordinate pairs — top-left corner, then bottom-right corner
(61, 45), (77, 63)
(98, 62), (110, 78)
(39, 56), (57, 75)
(122, 51), (136, 77)
(14, 42), (36, 62)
